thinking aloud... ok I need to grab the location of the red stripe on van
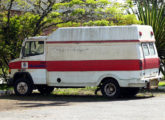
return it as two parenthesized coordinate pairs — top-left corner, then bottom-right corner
(9, 61), (46, 69)
(9, 58), (159, 71)
(46, 40), (140, 44)
(143, 58), (160, 69)
(46, 60), (141, 71)
(46, 40), (155, 44)
(9, 61), (21, 69)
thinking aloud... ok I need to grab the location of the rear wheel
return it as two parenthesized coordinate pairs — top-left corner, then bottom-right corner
(14, 78), (33, 96)
(120, 88), (139, 98)
(37, 86), (54, 95)
(101, 79), (120, 98)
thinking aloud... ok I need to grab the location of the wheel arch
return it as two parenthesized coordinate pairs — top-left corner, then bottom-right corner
(97, 74), (120, 87)
(13, 72), (34, 85)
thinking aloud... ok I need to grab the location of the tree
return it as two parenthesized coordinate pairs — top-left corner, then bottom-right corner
(58, 1), (140, 27)
(128, 0), (165, 51)
(128, 0), (165, 75)
(0, 0), (140, 80)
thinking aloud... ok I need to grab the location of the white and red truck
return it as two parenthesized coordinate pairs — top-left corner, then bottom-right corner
(8, 25), (162, 98)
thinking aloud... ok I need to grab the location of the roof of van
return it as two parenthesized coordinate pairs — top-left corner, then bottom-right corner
(36, 25), (154, 43)
(27, 36), (47, 41)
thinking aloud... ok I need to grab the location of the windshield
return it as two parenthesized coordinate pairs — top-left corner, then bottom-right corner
(23, 41), (44, 57)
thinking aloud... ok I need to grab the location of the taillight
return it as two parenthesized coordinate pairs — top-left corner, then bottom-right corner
(151, 31), (154, 36)
(139, 31), (142, 36)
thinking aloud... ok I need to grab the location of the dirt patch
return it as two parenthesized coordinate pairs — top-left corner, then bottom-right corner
(0, 99), (19, 111)
(0, 94), (69, 111)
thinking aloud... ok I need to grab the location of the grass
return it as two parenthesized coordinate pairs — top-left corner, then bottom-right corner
(0, 84), (13, 91)
(52, 88), (165, 97)
(0, 85), (165, 98)
(158, 81), (165, 86)
(0, 81), (165, 97)
(0, 84), (9, 90)
(52, 87), (98, 96)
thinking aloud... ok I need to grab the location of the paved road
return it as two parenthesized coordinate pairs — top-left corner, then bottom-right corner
(0, 95), (165, 120)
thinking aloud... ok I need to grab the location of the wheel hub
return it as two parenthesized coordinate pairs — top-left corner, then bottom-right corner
(104, 83), (116, 97)
(17, 82), (28, 95)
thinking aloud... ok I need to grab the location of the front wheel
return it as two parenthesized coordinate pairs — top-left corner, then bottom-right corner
(14, 78), (33, 96)
(101, 79), (120, 98)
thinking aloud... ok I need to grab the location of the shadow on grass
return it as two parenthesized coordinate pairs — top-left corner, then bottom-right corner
(0, 92), (156, 109)
(0, 92), (154, 102)
(0, 88), (164, 110)
(2, 87), (162, 109)
(140, 88), (165, 93)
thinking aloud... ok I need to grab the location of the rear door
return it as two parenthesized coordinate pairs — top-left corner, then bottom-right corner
(141, 42), (159, 78)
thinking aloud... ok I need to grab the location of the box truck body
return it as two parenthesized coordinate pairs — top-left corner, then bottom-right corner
(8, 25), (162, 98)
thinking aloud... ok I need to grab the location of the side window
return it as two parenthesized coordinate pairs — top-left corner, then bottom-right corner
(149, 43), (156, 55)
(24, 41), (44, 57)
(30, 41), (44, 55)
(142, 43), (150, 56)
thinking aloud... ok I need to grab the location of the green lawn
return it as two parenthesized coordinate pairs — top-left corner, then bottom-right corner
(0, 84), (9, 90)
(159, 81), (165, 86)
(53, 87), (98, 96)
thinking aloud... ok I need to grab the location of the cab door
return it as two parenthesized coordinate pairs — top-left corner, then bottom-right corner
(21, 40), (47, 84)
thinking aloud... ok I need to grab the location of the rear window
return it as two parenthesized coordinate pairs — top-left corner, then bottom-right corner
(149, 43), (156, 55)
(142, 43), (150, 56)
(142, 43), (156, 57)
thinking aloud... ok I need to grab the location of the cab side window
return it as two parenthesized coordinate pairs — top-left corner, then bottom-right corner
(24, 41), (44, 57)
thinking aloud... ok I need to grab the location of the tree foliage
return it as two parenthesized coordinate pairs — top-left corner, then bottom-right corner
(128, 0), (165, 75)
(0, 0), (140, 79)
(128, 0), (165, 51)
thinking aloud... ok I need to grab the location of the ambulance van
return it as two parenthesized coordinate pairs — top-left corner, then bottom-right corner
(8, 25), (162, 98)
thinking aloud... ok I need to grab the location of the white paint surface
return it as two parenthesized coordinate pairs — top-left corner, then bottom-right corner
(46, 42), (138, 60)
(47, 71), (144, 87)
(48, 25), (154, 42)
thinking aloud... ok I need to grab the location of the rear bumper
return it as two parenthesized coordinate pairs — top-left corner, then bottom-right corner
(128, 75), (162, 89)
(142, 75), (162, 82)
(142, 75), (162, 89)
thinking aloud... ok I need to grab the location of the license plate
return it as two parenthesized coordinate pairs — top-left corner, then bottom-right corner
(149, 79), (159, 89)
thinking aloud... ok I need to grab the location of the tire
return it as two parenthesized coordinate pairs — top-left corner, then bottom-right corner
(14, 78), (33, 96)
(120, 88), (139, 98)
(101, 79), (120, 98)
(37, 86), (54, 95)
